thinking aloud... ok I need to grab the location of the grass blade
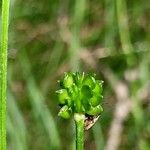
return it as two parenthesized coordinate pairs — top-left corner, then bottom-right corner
(0, 0), (10, 149)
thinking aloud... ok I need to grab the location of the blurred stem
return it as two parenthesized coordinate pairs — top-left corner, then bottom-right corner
(104, 0), (116, 53)
(93, 122), (104, 150)
(116, 0), (133, 53)
(74, 113), (85, 150)
(70, 0), (86, 71)
(116, 0), (136, 66)
(0, 0), (10, 149)
(7, 90), (28, 150)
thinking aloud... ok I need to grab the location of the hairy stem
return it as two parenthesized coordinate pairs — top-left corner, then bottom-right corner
(74, 113), (85, 150)
(0, 0), (10, 149)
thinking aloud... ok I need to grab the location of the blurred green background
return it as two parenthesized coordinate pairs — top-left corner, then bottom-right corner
(3, 0), (150, 149)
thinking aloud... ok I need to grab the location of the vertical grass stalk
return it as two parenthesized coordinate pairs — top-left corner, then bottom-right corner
(116, 0), (136, 65)
(116, 0), (133, 53)
(104, 0), (116, 53)
(0, 0), (10, 149)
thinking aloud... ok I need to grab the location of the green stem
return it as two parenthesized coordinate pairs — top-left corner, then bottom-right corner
(0, 0), (10, 149)
(74, 113), (85, 150)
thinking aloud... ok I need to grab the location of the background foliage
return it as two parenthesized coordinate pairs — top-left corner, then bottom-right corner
(2, 0), (150, 149)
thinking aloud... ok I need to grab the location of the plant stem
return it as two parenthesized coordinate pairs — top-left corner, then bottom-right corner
(116, 0), (136, 65)
(0, 0), (10, 149)
(74, 113), (85, 150)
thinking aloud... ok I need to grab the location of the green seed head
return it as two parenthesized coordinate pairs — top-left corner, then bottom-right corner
(56, 72), (104, 119)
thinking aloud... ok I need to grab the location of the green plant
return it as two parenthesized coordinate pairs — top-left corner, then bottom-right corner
(0, 0), (10, 149)
(56, 72), (104, 150)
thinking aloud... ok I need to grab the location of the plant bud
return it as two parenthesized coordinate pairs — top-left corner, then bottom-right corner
(57, 89), (70, 104)
(87, 105), (103, 116)
(83, 75), (96, 89)
(58, 105), (72, 119)
(63, 73), (74, 88)
(92, 81), (103, 95)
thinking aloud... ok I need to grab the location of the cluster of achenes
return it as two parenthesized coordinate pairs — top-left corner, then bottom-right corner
(56, 72), (104, 119)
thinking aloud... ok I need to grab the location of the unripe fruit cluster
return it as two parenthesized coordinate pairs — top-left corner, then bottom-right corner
(56, 72), (104, 119)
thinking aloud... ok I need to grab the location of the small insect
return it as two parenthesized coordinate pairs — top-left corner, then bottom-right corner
(84, 114), (100, 130)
